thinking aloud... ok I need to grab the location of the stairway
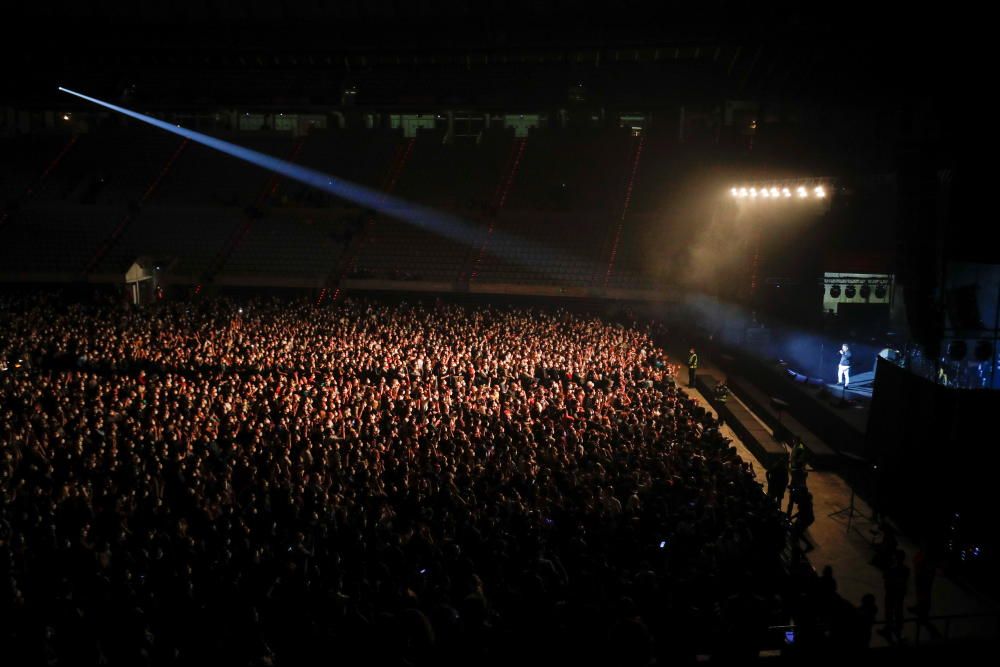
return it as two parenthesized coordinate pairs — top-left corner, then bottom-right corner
(599, 133), (644, 288)
(462, 136), (527, 284)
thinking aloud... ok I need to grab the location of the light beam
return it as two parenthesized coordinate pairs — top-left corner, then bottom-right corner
(58, 86), (583, 279)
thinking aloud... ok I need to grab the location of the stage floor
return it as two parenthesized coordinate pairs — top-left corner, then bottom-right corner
(824, 381), (873, 400)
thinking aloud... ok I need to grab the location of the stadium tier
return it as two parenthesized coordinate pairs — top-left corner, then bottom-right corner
(1, 126), (686, 294)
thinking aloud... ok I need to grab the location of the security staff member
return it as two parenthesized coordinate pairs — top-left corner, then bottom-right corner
(687, 347), (698, 388)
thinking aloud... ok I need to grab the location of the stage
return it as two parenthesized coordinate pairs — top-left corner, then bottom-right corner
(778, 366), (872, 438)
(703, 344), (873, 464)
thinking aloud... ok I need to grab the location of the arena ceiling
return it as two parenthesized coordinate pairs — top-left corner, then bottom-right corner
(2, 2), (968, 110)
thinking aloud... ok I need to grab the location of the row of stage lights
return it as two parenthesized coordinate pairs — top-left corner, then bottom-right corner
(730, 185), (826, 199)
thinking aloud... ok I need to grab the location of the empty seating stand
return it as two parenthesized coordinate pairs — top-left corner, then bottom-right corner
(96, 207), (245, 281)
(154, 133), (293, 207)
(291, 131), (401, 206)
(0, 135), (69, 205)
(355, 215), (471, 282)
(28, 129), (178, 206)
(0, 204), (120, 279)
(219, 209), (350, 285)
(474, 211), (609, 287)
(0, 125), (705, 293)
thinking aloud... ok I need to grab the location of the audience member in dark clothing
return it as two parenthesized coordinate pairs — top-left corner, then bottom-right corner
(786, 479), (810, 517)
(879, 550), (910, 642)
(856, 593), (878, 648)
(909, 547), (939, 635)
(871, 526), (898, 571)
(786, 443), (809, 515)
(766, 456), (789, 506)
(790, 491), (816, 553)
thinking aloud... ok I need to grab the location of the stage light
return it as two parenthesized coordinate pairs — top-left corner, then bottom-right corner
(844, 285), (856, 298)
(62, 113), (71, 121)
(874, 284), (887, 299)
(829, 285), (841, 298)
(731, 180), (832, 203)
(860, 283), (871, 299)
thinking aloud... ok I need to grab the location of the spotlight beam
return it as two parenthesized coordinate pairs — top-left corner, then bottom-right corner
(57, 86), (579, 278)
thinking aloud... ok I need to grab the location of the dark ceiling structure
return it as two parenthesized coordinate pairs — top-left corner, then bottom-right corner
(2, 1), (965, 109)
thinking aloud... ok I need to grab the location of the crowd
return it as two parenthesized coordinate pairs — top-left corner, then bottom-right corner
(0, 294), (873, 665)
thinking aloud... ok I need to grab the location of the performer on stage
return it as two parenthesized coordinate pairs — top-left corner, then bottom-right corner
(687, 347), (699, 388)
(838, 343), (852, 388)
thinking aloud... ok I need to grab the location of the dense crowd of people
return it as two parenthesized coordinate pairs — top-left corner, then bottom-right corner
(0, 294), (876, 665)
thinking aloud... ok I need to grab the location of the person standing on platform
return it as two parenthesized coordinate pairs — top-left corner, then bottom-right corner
(687, 347), (699, 388)
(838, 343), (852, 388)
